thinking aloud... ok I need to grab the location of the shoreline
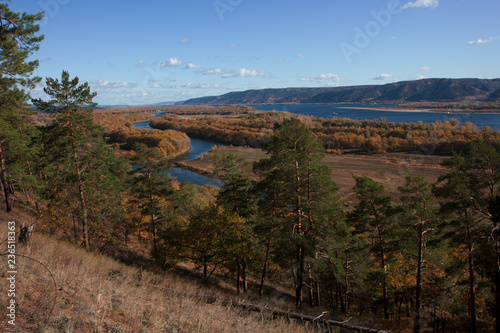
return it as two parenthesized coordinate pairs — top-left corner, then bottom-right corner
(336, 106), (432, 113)
(337, 106), (500, 114)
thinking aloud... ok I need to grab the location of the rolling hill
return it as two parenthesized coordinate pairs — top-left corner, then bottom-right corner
(181, 78), (500, 105)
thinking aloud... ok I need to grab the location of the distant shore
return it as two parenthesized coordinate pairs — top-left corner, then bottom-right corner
(337, 106), (431, 113)
(337, 106), (500, 114)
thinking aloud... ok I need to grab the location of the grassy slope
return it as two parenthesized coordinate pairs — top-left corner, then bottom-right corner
(0, 216), (313, 333)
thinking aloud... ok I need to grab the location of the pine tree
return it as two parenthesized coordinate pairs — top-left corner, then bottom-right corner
(33, 71), (124, 251)
(434, 140), (500, 332)
(349, 175), (395, 319)
(0, 3), (43, 212)
(399, 174), (438, 333)
(130, 142), (173, 258)
(254, 118), (340, 307)
(212, 152), (254, 293)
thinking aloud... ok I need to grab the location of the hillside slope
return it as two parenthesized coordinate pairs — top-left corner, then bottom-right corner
(182, 78), (500, 105)
(0, 222), (312, 332)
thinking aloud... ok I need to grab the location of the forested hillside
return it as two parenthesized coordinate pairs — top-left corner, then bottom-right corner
(182, 78), (500, 105)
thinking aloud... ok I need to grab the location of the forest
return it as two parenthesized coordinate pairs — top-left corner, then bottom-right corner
(1, 3), (500, 333)
(149, 106), (500, 155)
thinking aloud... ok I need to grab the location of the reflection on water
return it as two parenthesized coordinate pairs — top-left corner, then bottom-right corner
(167, 168), (222, 186)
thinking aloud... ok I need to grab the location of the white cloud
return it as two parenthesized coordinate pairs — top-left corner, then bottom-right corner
(180, 38), (190, 44)
(201, 68), (268, 78)
(184, 62), (201, 69)
(136, 60), (144, 68)
(158, 58), (183, 67)
(419, 66), (431, 73)
(372, 74), (396, 81)
(91, 80), (138, 89)
(402, 0), (438, 9)
(296, 53), (304, 58)
(221, 68), (267, 78)
(300, 74), (342, 83)
(467, 36), (500, 45)
(182, 82), (220, 89)
(201, 68), (223, 75)
(227, 44), (239, 48)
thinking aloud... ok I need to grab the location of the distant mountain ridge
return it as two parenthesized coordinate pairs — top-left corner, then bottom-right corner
(181, 78), (500, 106)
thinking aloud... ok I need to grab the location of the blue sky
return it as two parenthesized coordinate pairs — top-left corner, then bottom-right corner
(13, 0), (500, 105)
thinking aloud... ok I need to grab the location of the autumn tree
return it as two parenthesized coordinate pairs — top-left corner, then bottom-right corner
(0, 2), (43, 212)
(160, 204), (246, 279)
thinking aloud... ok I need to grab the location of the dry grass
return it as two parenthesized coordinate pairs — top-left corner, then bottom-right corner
(0, 222), (316, 333)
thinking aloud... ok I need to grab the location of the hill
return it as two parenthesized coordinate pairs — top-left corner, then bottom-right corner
(181, 78), (500, 105)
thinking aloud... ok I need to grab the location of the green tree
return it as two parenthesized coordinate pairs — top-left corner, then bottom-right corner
(252, 166), (287, 297)
(254, 118), (340, 307)
(212, 153), (254, 217)
(212, 153), (255, 293)
(398, 174), (438, 333)
(130, 142), (173, 258)
(349, 175), (395, 319)
(0, 2), (43, 212)
(33, 71), (124, 251)
(434, 140), (500, 332)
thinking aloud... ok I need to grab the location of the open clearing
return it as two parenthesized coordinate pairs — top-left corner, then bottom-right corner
(178, 145), (449, 203)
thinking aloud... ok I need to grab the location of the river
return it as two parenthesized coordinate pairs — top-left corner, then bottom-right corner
(133, 120), (222, 186)
(251, 104), (500, 131)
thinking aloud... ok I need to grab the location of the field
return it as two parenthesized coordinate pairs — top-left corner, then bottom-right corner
(178, 145), (449, 203)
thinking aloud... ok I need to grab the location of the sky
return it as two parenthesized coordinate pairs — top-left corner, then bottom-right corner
(12, 0), (500, 106)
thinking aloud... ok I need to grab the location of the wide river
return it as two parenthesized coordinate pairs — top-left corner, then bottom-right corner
(134, 104), (500, 186)
(252, 104), (500, 131)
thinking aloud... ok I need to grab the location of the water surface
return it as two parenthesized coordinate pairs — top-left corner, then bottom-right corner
(133, 120), (222, 186)
(251, 104), (500, 130)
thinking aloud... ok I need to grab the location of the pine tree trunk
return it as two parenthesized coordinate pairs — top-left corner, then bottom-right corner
(466, 224), (477, 333)
(308, 263), (314, 307)
(376, 221), (389, 319)
(259, 235), (271, 297)
(414, 222), (424, 333)
(294, 156), (304, 308)
(296, 244), (304, 307)
(72, 139), (90, 251)
(147, 166), (157, 256)
(495, 270), (500, 333)
(493, 214), (500, 333)
(236, 259), (241, 294)
(0, 142), (12, 212)
(344, 250), (350, 314)
(242, 257), (248, 293)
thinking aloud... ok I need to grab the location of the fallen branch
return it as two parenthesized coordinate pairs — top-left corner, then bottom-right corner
(198, 295), (390, 332)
